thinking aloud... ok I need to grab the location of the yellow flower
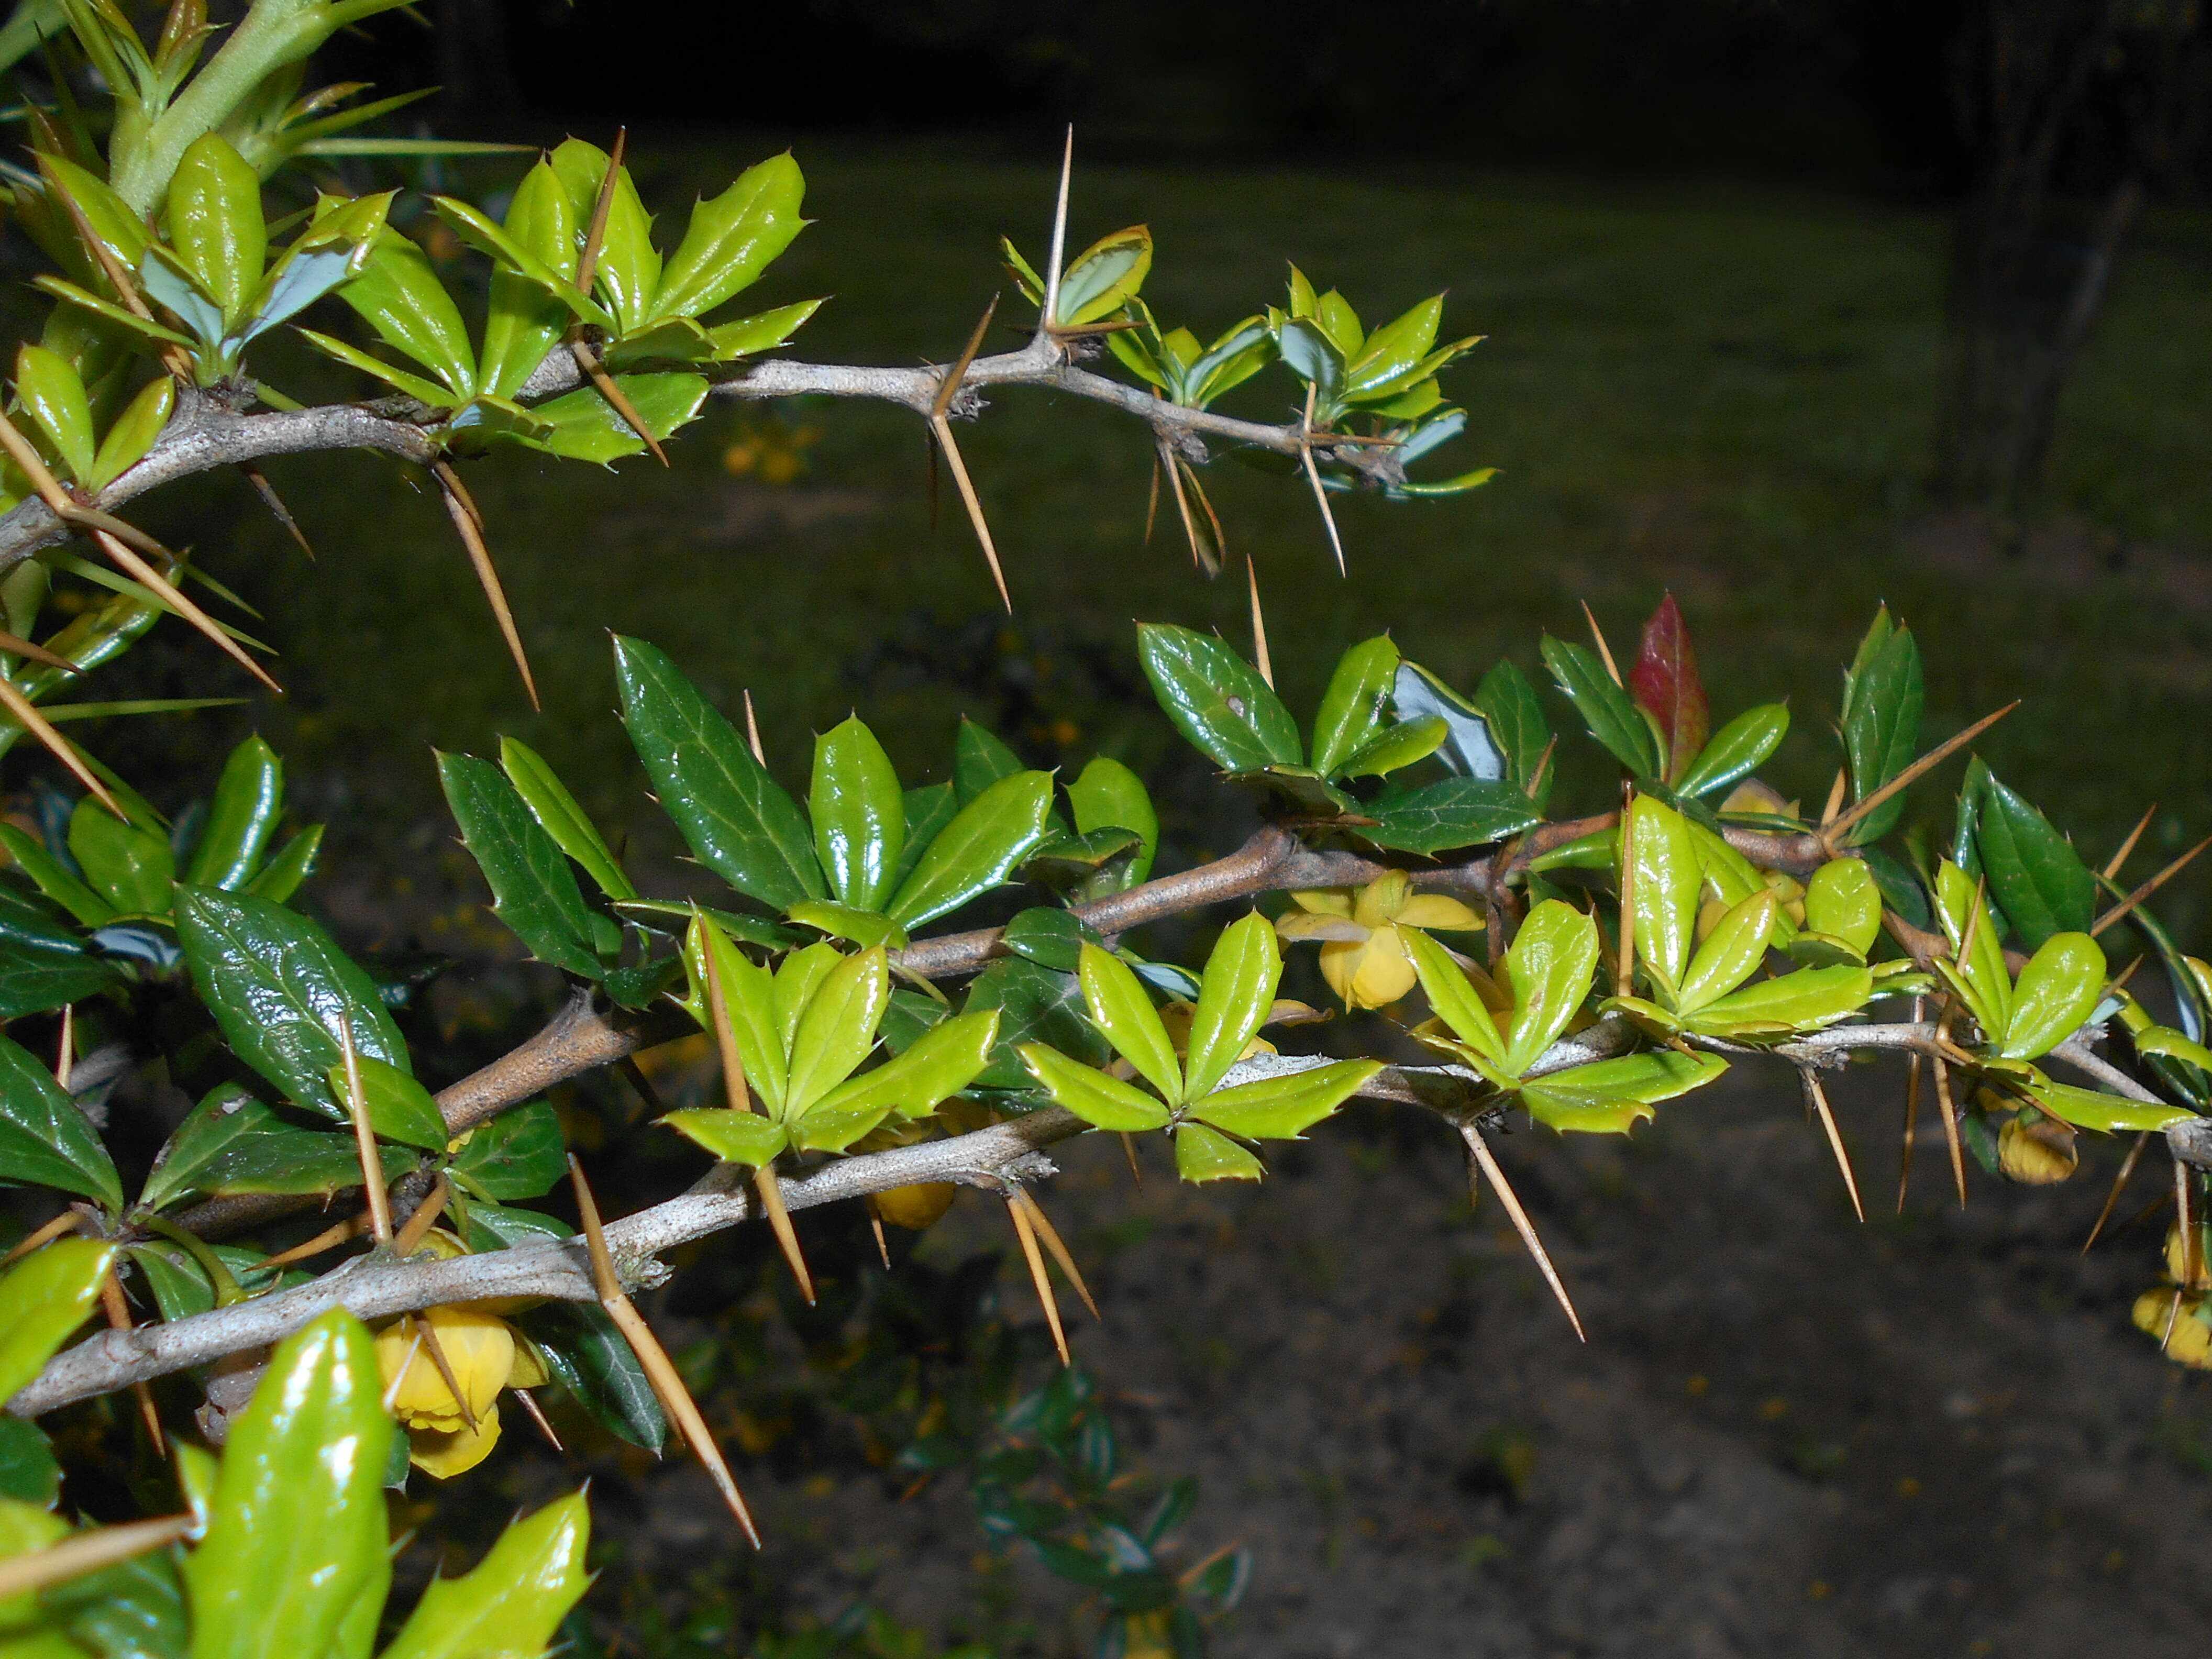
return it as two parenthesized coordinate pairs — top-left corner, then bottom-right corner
(2166, 1222), (2212, 1290)
(873, 1182), (958, 1231)
(1277, 871), (1482, 1010)
(374, 1303), (523, 1479)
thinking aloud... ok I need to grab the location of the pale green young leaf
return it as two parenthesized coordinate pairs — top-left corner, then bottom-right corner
(1189, 1059), (1380, 1139)
(1053, 225), (1151, 326)
(1500, 900), (1602, 1076)
(811, 715), (904, 913)
(14, 344), (96, 482)
(706, 298), (825, 360)
(0, 1237), (114, 1402)
(379, 1492), (590, 1659)
(1077, 941), (1182, 1103)
(1674, 703), (1788, 799)
(1684, 965), (1873, 1038)
(499, 737), (635, 902)
(787, 899), (908, 950)
(683, 913), (787, 1114)
(1067, 756), (1157, 884)
(1019, 1043), (1172, 1132)
(808, 1009), (1000, 1121)
(1935, 860), (2011, 1038)
(784, 947), (889, 1115)
(1998, 931), (2106, 1061)
(1336, 715), (1449, 780)
(1519, 1049), (1727, 1134)
(1404, 926), (1506, 1068)
(1802, 858), (1881, 957)
(166, 132), (266, 330)
(661, 1109), (788, 1168)
(1675, 888), (1777, 1015)
(67, 792), (173, 914)
(2021, 1076), (2193, 1134)
(332, 231), (476, 397)
(651, 152), (808, 323)
(1174, 1122), (1265, 1182)
(1183, 912), (1284, 1099)
(319, 1054), (446, 1150)
(1627, 794), (1701, 997)
(510, 372), (710, 463)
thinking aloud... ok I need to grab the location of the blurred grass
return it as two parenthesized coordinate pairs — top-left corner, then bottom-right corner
(48, 137), (2212, 932)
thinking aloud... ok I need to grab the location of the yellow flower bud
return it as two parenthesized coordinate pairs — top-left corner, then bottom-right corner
(873, 1182), (958, 1231)
(405, 1409), (504, 1479)
(2131, 1288), (2212, 1369)
(1996, 1114), (2077, 1186)
(2165, 1223), (2212, 1290)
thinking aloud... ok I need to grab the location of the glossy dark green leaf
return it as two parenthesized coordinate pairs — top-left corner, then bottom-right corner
(0, 1236), (114, 1401)
(1392, 659), (1506, 781)
(520, 1302), (666, 1451)
(438, 751), (602, 978)
(1310, 636), (1399, 779)
(1674, 703), (1789, 799)
(0, 825), (114, 928)
(68, 795), (173, 915)
(0, 1032), (119, 1210)
(184, 735), (282, 891)
(1226, 765), (1357, 817)
(40, 1534), (186, 1659)
(174, 886), (407, 1116)
(242, 826), (321, 904)
(811, 716), (904, 912)
(612, 636), (824, 911)
(1970, 768), (2094, 950)
(1540, 636), (1659, 779)
(1137, 624), (1300, 771)
(895, 783), (958, 891)
(1364, 778), (1542, 856)
(182, 1311), (393, 1659)
(1066, 757), (1157, 884)
(0, 1417), (58, 1507)
(1838, 609), (1921, 845)
(953, 718), (1024, 806)
(886, 771), (1052, 930)
(142, 1085), (406, 1207)
(1023, 828), (1143, 895)
(964, 957), (1110, 1090)
(1000, 907), (1103, 972)
(0, 935), (120, 1021)
(1474, 659), (1552, 791)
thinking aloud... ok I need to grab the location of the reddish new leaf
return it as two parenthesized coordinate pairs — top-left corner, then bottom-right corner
(1629, 593), (1708, 784)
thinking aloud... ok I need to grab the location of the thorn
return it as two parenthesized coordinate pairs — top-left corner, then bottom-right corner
(37, 153), (193, 382)
(868, 1202), (891, 1270)
(435, 463), (539, 712)
(2104, 802), (2158, 881)
(2, 1210), (84, 1267)
(2177, 1155), (2200, 1288)
(932, 294), (999, 421)
(1158, 438), (1216, 577)
(925, 425), (940, 532)
(701, 924), (816, 1304)
(1801, 1068), (1864, 1222)
(1819, 767), (1849, 829)
(617, 1055), (666, 1118)
(741, 690), (765, 766)
(1005, 1193), (1069, 1364)
(1040, 126), (1074, 333)
(1120, 1131), (1144, 1189)
(1897, 1002), (1924, 1214)
(1822, 703), (2019, 848)
(258, 1210), (370, 1269)
(754, 1167), (814, 1305)
(1299, 384), (1346, 575)
(99, 1268), (165, 1454)
(569, 339), (669, 466)
(569, 1153), (760, 1545)
(339, 1015), (392, 1245)
(1463, 1124), (1585, 1341)
(1932, 1055), (1967, 1208)
(1580, 601), (1623, 686)
(391, 1173), (451, 1257)
(0, 1513), (195, 1603)
(574, 126), (626, 298)
(1245, 556), (1273, 689)
(93, 527), (283, 694)
(2083, 1132), (2149, 1252)
(1011, 1184), (1099, 1320)
(2160, 1285), (2185, 1353)
(2093, 835), (2212, 938)
(55, 1003), (72, 1090)
(381, 1325), (424, 1415)
(929, 413), (1011, 612)
(1144, 451), (1160, 546)
(413, 1312), (480, 1433)
(0, 628), (81, 673)
(513, 1386), (563, 1453)
(1525, 736), (1557, 802)
(239, 463), (315, 559)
